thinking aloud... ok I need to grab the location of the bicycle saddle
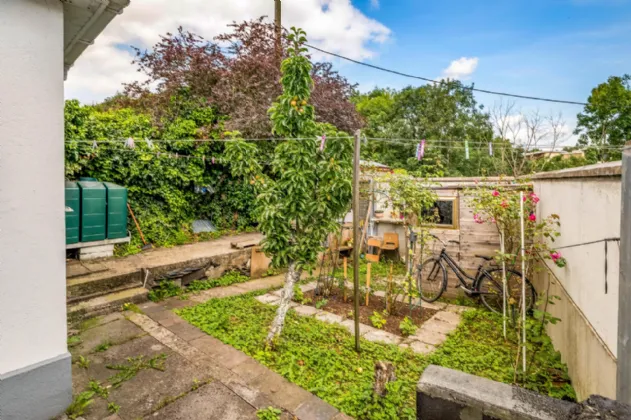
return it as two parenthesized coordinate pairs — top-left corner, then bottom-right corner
(475, 254), (493, 261)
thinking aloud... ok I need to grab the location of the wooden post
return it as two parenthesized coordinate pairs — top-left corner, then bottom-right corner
(343, 257), (348, 302)
(366, 263), (372, 306)
(386, 262), (393, 313)
(500, 229), (507, 340)
(274, 0), (282, 65)
(353, 130), (361, 352)
(519, 191), (526, 373)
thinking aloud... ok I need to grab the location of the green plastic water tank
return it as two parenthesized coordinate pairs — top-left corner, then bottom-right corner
(103, 182), (128, 239)
(78, 181), (107, 242)
(65, 181), (80, 244)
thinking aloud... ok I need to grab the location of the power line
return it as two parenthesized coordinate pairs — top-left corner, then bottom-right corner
(305, 43), (589, 107)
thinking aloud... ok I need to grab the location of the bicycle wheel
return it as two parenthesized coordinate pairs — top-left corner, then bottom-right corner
(416, 257), (447, 302)
(477, 269), (536, 314)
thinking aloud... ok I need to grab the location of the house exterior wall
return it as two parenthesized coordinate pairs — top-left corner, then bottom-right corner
(532, 168), (621, 400)
(0, 1), (71, 418)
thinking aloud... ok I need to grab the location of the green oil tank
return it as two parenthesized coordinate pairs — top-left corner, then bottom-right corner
(65, 181), (80, 244)
(103, 182), (128, 239)
(78, 181), (107, 242)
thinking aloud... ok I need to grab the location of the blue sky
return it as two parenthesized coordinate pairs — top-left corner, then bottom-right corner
(65, 0), (631, 143)
(339, 0), (631, 120)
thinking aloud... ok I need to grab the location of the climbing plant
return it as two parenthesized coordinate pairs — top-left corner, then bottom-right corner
(224, 27), (353, 344)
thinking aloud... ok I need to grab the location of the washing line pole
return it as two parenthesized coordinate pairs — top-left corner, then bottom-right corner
(352, 130), (361, 352)
(519, 191), (526, 373)
(617, 142), (631, 403)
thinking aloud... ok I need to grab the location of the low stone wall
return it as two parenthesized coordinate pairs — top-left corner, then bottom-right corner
(416, 365), (574, 420)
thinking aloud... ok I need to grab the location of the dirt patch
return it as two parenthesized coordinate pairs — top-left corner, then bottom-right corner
(301, 289), (438, 336)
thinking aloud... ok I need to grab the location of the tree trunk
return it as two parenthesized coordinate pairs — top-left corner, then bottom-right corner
(266, 261), (302, 344)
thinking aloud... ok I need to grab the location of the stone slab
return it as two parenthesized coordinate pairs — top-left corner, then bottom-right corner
(167, 321), (207, 342)
(432, 310), (461, 324)
(300, 282), (317, 292)
(150, 380), (258, 420)
(231, 358), (270, 384)
(401, 340), (436, 355)
(363, 329), (402, 345)
(249, 370), (314, 412)
(70, 318), (145, 356)
(293, 305), (321, 316)
(295, 394), (340, 420)
(411, 329), (447, 346)
(420, 319), (459, 336)
(255, 294), (281, 305)
(418, 301), (447, 311)
(444, 304), (470, 314)
(339, 320), (377, 336)
(315, 311), (343, 324)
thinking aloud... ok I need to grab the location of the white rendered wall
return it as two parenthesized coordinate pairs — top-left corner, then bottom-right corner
(0, 0), (68, 374)
(535, 178), (621, 356)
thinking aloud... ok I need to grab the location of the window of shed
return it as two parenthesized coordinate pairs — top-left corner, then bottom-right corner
(423, 198), (458, 229)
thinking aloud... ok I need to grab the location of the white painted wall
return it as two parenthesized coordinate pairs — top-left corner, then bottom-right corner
(0, 0), (68, 374)
(534, 178), (621, 356)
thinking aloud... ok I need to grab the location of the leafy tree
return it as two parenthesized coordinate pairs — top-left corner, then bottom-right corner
(117, 19), (361, 138)
(575, 74), (631, 161)
(354, 82), (501, 175)
(225, 28), (353, 344)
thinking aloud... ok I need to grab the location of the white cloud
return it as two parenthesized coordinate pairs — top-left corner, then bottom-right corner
(64, 0), (391, 103)
(441, 57), (479, 80)
(370, 0), (380, 9)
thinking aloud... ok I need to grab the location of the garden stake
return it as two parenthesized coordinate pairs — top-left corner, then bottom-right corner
(366, 263), (371, 306)
(386, 262), (393, 313)
(519, 191), (527, 373)
(343, 257), (348, 302)
(352, 130), (361, 352)
(127, 203), (153, 250)
(501, 229), (507, 340)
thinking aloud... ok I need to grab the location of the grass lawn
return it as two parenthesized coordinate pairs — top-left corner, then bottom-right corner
(178, 293), (575, 419)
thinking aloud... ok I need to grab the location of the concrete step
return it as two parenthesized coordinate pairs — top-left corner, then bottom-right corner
(68, 286), (148, 323)
(67, 281), (144, 305)
(67, 271), (142, 301)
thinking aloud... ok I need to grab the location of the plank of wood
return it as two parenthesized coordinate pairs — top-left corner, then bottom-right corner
(231, 239), (261, 249)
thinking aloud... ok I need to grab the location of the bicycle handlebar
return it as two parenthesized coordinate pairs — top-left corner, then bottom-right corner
(428, 234), (459, 247)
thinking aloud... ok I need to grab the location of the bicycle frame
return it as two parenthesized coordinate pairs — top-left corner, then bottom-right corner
(436, 247), (491, 294)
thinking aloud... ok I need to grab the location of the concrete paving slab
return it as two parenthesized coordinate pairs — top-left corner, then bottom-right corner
(445, 304), (471, 314)
(255, 294), (281, 305)
(400, 340), (436, 355)
(300, 282), (317, 292)
(420, 319), (459, 335)
(167, 321), (207, 342)
(363, 329), (403, 345)
(433, 310), (461, 324)
(146, 309), (186, 327)
(339, 320), (377, 336)
(295, 394), (340, 420)
(249, 370), (314, 412)
(315, 311), (343, 324)
(293, 305), (321, 316)
(149, 381), (258, 420)
(71, 318), (145, 356)
(418, 301), (447, 311)
(411, 329), (447, 346)
(231, 358), (270, 384)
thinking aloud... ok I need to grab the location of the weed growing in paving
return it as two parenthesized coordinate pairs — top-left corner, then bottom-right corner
(93, 339), (113, 353)
(107, 402), (121, 414)
(399, 317), (417, 337)
(88, 380), (109, 398)
(148, 280), (183, 302)
(67, 335), (82, 348)
(76, 356), (90, 369)
(107, 354), (168, 388)
(65, 391), (94, 419)
(257, 406), (282, 420)
(122, 302), (143, 313)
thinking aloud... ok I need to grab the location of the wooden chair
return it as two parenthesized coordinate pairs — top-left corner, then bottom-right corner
(381, 232), (399, 252)
(366, 237), (382, 262)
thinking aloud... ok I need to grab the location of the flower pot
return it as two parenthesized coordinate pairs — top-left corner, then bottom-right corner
(374, 210), (385, 219)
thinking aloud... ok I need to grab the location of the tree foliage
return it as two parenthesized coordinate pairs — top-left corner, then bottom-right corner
(225, 28), (353, 342)
(575, 74), (631, 161)
(114, 19), (361, 138)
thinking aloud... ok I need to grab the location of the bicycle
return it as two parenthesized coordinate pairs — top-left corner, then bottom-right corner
(416, 234), (536, 314)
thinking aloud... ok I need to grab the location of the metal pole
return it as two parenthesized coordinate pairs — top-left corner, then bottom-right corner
(352, 130), (361, 352)
(617, 142), (631, 403)
(519, 191), (526, 373)
(274, 0), (282, 65)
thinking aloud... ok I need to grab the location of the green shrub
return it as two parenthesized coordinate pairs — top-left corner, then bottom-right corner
(370, 311), (387, 329)
(399, 317), (417, 337)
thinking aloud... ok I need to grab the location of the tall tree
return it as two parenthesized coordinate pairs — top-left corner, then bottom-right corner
(575, 74), (631, 161)
(117, 19), (361, 138)
(225, 28), (353, 344)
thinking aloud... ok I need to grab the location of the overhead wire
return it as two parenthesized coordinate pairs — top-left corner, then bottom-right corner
(304, 43), (589, 106)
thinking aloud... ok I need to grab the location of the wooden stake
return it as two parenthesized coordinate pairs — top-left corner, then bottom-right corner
(386, 262), (394, 313)
(519, 191), (527, 373)
(366, 263), (372, 306)
(352, 130), (361, 352)
(343, 257), (348, 302)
